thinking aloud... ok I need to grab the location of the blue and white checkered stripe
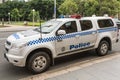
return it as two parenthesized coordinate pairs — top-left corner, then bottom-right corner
(27, 27), (118, 46)
(27, 30), (96, 46)
(27, 35), (74, 46)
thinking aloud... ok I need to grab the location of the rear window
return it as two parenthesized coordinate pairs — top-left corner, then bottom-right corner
(80, 20), (93, 31)
(98, 19), (114, 28)
(117, 23), (120, 29)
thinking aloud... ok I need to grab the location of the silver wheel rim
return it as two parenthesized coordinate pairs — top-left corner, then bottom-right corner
(32, 56), (47, 71)
(100, 43), (108, 54)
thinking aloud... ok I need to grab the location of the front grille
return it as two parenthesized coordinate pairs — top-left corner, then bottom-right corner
(6, 41), (11, 46)
(5, 48), (9, 52)
(4, 53), (9, 62)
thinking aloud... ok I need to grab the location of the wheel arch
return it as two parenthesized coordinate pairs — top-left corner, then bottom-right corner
(99, 37), (112, 50)
(26, 48), (54, 66)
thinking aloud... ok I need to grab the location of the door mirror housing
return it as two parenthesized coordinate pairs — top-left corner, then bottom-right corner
(57, 30), (66, 35)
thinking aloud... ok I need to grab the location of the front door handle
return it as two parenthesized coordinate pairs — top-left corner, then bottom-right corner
(92, 32), (96, 34)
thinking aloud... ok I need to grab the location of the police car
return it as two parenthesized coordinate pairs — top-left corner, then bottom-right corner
(4, 15), (119, 74)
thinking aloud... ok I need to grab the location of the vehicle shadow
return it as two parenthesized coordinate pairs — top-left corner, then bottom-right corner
(51, 50), (97, 70)
(2, 50), (116, 80)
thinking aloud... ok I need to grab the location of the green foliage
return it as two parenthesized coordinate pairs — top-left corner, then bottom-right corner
(0, 0), (120, 21)
(11, 8), (21, 21)
(73, 0), (120, 16)
(59, 0), (78, 15)
(99, 0), (120, 16)
(29, 0), (55, 20)
(28, 10), (40, 22)
(83, 0), (99, 16)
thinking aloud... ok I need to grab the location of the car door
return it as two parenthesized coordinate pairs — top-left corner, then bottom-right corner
(55, 21), (79, 55)
(78, 20), (97, 48)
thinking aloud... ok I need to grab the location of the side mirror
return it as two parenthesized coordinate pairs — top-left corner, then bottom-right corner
(57, 30), (66, 35)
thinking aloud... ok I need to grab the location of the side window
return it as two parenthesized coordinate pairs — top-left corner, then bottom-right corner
(80, 20), (93, 31)
(58, 21), (77, 34)
(98, 19), (114, 28)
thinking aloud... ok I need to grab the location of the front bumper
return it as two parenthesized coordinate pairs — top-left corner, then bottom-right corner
(4, 49), (26, 67)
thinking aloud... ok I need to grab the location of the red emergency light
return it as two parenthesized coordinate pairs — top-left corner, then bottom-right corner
(70, 14), (81, 19)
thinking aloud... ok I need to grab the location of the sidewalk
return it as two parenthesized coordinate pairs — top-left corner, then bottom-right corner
(48, 60), (120, 80)
(46, 55), (120, 80)
(0, 24), (37, 32)
(21, 53), (120, 80)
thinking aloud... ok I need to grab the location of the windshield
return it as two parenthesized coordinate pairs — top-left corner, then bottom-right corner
(34, 20), (61, 33)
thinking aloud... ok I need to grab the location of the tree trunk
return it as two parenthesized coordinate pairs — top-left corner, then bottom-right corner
(2, 18), (4, 27)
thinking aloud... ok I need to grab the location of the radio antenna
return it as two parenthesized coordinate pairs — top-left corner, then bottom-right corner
(38, 11), (42, 39)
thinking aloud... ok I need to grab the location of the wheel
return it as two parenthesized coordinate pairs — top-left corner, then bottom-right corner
(27, 52), (50, 74)
(96, 40), (109, 56)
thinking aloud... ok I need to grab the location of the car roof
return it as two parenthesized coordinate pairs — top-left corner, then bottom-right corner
(52, 16), (112, 22)
(81, 16), (112, 20)
(52, 18), (77, 22)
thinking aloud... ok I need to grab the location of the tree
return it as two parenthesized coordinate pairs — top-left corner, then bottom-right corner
(98, 0), (120, 16)
(0, 0), (120, 22)
(11, 8), (21, 21)
(83, 0), (99, 16)
(75, 0), (99, 16)
(74, 0), (120, 16)
(0, 1), (29, 21)
(58, 0), (78, 15)
(28, 10), (40, 22)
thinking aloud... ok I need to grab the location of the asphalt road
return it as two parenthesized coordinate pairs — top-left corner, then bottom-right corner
(0, 31), (120, 80)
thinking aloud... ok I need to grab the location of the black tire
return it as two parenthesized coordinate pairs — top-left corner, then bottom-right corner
(27, 52), (50, 74)
(96, 40), (109, 56)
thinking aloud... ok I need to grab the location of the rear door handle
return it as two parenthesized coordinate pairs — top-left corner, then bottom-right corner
(75, 35), (80, 38)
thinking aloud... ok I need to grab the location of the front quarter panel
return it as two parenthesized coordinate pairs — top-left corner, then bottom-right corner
(24, 41), (56, 61)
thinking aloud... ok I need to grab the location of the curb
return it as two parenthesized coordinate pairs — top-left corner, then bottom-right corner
(20, 52), (120, 80)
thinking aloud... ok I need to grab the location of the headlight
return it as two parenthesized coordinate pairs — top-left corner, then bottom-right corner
(11, 43), (27, 49)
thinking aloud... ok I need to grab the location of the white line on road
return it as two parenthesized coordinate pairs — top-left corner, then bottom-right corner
(20, 52), (120, 80)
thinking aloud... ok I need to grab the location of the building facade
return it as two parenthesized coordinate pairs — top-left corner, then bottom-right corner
(0, 0), (8, 3)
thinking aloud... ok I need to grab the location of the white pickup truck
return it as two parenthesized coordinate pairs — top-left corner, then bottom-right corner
(4, 16), (119, 74)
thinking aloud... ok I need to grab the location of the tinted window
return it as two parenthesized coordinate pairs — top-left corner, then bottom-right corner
(117, 23), (120, 29)
(58, 21), (77, 34)
(98, 19), (114, 28)
(80, 20), (93, 31)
